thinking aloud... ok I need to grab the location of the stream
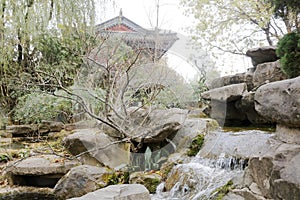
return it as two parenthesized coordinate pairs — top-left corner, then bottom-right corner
(151, 129), (274, 200)
(151, 156), (245, 200)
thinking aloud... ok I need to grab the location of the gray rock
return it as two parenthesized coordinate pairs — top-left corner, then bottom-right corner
(246, 46), (278, 67)
(232, 188), (267, 200)
(253, 60), (287, 88)
(6, 125), (37, 136)
(4, 155), (78, 187)
(255, 76), (300, 128)
(276, 125), (300, 144)
(236, 92), (271, 125)
(54, 165), (113, 199)
(172, 118), (219, 153)
(223, 192), (245, 200)
(68, 184), (151, 200)
(198, 130), (275, 159)
(38, 121), (64, 134)
(129, 171), (162, 193)
(102, 108), (188, 143)
(247, 142), (300, 199)
(0, 187), (55, 200)
(63, 129), (131, 168)
(202, 84), (249, 126)
(134, 122), (181, 143)
(209, 73), (254, 91)
(201, 83), (247, 102)
(208, 100), (249, 126)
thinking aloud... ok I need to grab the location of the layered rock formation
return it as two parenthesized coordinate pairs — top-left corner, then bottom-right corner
(202, 46), (288, 126)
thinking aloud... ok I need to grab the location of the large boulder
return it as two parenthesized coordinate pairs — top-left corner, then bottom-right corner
(4, 155), (78, 187)
(54, 165), (113, 199)
(253, 60), (288, 88)
(68, 184), (151, 200)
(102, 108), (187, 144)
(198, 130), (275, 159)
(171, 118), (219, 153)
(202, 83), (247, 102)
(63, 129), (131, 169)
(209, 72), (254, 91)
(244, 142), (300, 199)
(255, 76), (300, 128)
(246, 46), (278, 67)
(202, 83), (249, 126)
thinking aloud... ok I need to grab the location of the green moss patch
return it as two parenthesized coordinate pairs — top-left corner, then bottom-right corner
(212, 180), (234, 200)
(186, 134), (205, 157)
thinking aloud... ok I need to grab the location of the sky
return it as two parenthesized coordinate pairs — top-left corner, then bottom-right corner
(98, 0), (191, 34)
(96, 0), (252, 80)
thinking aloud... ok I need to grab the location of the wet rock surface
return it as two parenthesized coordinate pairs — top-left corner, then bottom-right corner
(198, 130), (276, 159)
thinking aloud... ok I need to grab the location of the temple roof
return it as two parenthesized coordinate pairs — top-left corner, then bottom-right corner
(95, 10), (178, 60)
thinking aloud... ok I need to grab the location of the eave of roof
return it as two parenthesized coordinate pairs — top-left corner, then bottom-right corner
(96, 15), (149, 34)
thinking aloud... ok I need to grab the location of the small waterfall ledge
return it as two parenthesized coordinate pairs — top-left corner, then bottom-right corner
(152, 156), (246, 199)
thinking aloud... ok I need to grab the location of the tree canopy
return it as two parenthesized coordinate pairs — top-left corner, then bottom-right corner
(180, 0), (299, 54)
(0, 0), (104, 113)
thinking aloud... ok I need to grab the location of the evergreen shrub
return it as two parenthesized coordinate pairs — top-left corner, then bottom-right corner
(276, 32), (300, 78)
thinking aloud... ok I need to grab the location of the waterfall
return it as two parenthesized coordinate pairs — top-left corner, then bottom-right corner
(151, 155), (246, 200)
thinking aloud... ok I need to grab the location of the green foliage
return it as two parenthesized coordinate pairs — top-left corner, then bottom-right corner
(191, 77), (208, 104)
(276, 32), (300, 78)
(107, 171), (130, 185)
(13, 93), (73, 124)
(161, 162), (176, 180)
(181, 0), (276, 52)
(212, 180), (234, 200)
(143, 177), (161, 194)
(0, 0), (101, 114)
(0, 154), (10, 163)
(187, 134), (205, 156)
(270, 0), (300, 18)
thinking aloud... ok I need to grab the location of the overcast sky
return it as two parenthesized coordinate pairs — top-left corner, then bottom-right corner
(96, 0), (251, 78)
(98, 0), (192, 34)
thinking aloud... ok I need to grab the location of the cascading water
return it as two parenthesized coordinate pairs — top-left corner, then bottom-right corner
(151, 129), (274, 200)
(151, 155), (246, 200)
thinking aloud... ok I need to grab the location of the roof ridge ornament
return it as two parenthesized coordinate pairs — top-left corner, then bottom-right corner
(118, 8), (123, 25)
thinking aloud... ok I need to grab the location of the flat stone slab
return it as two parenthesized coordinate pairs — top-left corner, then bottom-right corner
(68, 184), (151, 200)
(0, 187), (55, 200)
(199, 130), (276, 159)
(5, 155), (78, 176)
(201, 83), (247, 102)
(246, 46), (278, 67)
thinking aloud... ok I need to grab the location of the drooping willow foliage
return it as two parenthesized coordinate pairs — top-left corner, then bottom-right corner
(0, 0), (108, 113)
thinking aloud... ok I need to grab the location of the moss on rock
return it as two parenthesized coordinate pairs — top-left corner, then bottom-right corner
(186, 134), (205, 157)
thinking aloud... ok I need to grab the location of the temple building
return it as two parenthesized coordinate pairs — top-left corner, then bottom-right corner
(95, 10), (178, 61)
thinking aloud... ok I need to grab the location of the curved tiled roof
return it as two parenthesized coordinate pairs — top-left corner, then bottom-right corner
(95, 12), (178, 59)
